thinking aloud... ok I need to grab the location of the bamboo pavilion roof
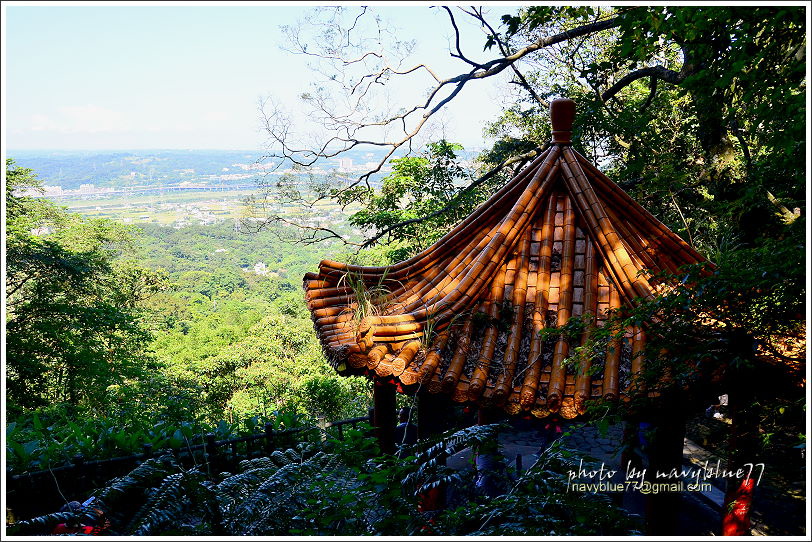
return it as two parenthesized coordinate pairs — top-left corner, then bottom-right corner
(303, 99), (707, 419)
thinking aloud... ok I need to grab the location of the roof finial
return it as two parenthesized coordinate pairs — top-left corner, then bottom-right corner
(550, 98), (575, 145)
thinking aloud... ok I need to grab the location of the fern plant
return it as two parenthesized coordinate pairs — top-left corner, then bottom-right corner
(7, 423), (639, 536)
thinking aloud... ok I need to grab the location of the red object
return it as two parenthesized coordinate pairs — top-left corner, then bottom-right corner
(722, 478), (755, 535)
(417, 486), (443, 512)
(52, 524), (94, 535)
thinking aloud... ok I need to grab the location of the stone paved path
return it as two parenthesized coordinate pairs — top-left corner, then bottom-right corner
(444, 419), (745, 536)
(444, 416), (804, 536)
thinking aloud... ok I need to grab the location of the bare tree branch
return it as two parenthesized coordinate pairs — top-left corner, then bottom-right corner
(443, 6), (486, 69)
(263, 8), (620, 200)
(255, 8), (634, 248)
(464, 6), (549, 108)
(272, 216), (362, 246)
(359, 145), (546, 248)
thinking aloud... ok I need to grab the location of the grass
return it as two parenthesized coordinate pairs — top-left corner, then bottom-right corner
(338, 269), (394, 329)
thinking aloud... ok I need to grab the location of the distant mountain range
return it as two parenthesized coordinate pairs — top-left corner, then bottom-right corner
(7, 149), (298, 190)
(8, 147), (482, 190)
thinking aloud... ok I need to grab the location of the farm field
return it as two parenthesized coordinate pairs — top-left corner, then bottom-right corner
(58, 188), (357, 228)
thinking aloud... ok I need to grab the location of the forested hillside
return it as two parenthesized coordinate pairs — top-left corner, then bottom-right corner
(6, 159), (369, 472)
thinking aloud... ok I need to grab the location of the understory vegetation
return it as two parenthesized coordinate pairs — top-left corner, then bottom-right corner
(7, 424), (640, 536)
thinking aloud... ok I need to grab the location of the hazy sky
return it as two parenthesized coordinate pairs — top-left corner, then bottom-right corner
(3, 2), (517, 151)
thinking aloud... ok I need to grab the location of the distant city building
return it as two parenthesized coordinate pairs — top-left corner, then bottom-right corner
(253, 262), (269, 275)
(43, 185), (63, 196)
(78, 183), (95, 193)
(233, 162), (276, 171)
(337, 158), (353, 172)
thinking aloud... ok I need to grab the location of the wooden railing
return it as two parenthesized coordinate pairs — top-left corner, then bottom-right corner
(6, 413), (372, 520)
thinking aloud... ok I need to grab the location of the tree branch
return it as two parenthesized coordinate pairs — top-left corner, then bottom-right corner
(640, 75), (658, 110)
(360, 145), (546, 248)
(263, 9), (619, 201)
(465, 6), (549, 108)
(602, 64), (687, 102)
(443, 6), (485, 69)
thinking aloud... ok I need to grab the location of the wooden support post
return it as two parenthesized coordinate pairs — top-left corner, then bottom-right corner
(140, 443), (153, 465)
(266, 423), (277, 454)
(72, 454), (86, 490)
(620, 417), (641, 473)
(415, 392), (452, 512)
(373, 379), (397, 455)
(477, 405), (492, 426)
(205, 433), (219, 470)
(317, 415), (328, 443)
(643, 392), (686, 536)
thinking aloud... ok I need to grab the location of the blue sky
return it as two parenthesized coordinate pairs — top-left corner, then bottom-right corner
(3, 3), (515, 151)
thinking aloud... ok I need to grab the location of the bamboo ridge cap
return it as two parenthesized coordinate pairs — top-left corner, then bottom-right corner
(550, 98), (575, 145)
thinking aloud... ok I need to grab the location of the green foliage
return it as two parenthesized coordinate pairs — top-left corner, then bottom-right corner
(348, 140), (501, 261)
(8, 424), (638, 536)
(5, 159), (164, 412)
(483, 7), (805, 447)
(432, 442), (640, 536)
(6, 160), (371, 473)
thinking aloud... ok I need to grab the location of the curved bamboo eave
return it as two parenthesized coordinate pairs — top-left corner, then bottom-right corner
(303, 100), (707, 419)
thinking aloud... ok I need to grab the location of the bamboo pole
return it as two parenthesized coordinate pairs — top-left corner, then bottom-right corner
(442, 318), (475, 392)
(468, 265), (509, 400)
(405, 148), (562, 316)
(316, 147), (553, 281)
(600, 204), (667, 276)
(559, 161), (634, 305)
(419, 331), (450, 383)
(367, 343), (390, 365)
(443, 161), (561, 318)
(392, 340), (422, 376)
(521, 192), (558, 407)
(305, 285), (354, 301)
(562, 149), (653, 300)
(546, 194), (576, 412)
(572, 151), (707, 266)
(630, 326), (646, 394)
(494, 227), (533, 404)
(357, 150), (562, 337)
(574, 239), (599, 414)
(602, 281), (622, 400)
(560, 157), (649, 304)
